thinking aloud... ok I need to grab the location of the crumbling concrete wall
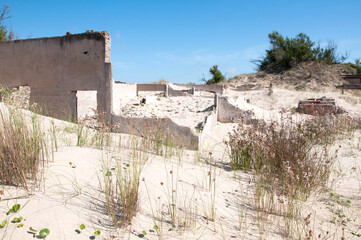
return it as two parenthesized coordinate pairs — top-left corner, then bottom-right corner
(111, 115), (199, 150)
(0, 86), (31, 109)
(0, 31), (113, 121)
(173, 83), (224, 95)
(198, 110), (217, 144)
(341, 75), (361, 85)
(137, 84), (167, 95)
(112, 82), (137, 114)
(167, 85), (187, 96)
(216, 95), (253, 123)
(137, 83), (222, 97)
(297, 97), (338, 115)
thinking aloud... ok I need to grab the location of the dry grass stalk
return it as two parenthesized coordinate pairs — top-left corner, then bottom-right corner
(0, 106), (46, 191)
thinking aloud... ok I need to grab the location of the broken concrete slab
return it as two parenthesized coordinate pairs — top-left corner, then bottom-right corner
(296, 97), (341, 115)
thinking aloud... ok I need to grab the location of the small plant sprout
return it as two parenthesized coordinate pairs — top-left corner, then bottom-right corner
(11, 216), (23, 223)
(0, 220), (7, 228)
(94, 230), (101, 236)
(352, 231), (361, 237)
(28, 227), (37, 238)
(7, 204), (20, 215)
(39, 228), (50, 238)
(79, 224), (85, 231)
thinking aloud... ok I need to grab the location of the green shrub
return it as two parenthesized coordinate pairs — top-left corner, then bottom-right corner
(206, 65), (225, 85)
(0, 4), (14, 41)
(346, 58), (361, 74)
(254, 31), (348, 72)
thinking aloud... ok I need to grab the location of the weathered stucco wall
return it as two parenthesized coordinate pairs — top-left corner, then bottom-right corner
(137, 84), (167, 95)
(112, 82), (137, 115)
(167, 85), (187, 96)
(76, 91), (97, 121)
(0, 31), (112, 121)
(216, 96), (253, 123)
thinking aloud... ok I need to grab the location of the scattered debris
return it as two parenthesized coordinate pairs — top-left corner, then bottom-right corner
(296, 97), (344, 115)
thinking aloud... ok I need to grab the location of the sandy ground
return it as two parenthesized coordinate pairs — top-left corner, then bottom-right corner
(0, 84), (360, 240)
(118, 95), (215, 129)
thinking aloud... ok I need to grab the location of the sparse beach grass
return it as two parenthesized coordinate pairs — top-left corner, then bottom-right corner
(227, 114), (361, 239)
(0, 82), (360, 240)
(0, 105), (46, 191)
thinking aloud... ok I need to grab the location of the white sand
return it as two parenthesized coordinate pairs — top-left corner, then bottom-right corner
(0, 84), (360, 240)
(118, 95), (215, 129)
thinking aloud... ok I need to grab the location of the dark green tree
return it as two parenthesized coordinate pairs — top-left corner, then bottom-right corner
(206, 65), (225, 85)
(0, 3), (14, 41)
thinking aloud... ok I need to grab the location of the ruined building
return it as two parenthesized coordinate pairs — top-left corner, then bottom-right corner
(0, 31), (112, 122)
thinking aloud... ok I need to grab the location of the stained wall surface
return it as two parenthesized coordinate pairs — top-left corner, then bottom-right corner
(112, 82), (137, 115)
(76, 91), (97, 121)
(137, 84), (167, 95)
(0, 31), (112, 121)
(216, 96), (253, 123)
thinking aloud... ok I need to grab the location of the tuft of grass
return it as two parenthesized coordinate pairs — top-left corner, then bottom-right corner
(102, 136), (145, 228)
(227, 114), (361, 238)
(227, 115), (360, 200)
(0, 105), (47, 191)
(103, 161), (141, 228)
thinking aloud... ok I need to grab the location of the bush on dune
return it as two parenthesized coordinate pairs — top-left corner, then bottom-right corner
(254, 31), (348, 72)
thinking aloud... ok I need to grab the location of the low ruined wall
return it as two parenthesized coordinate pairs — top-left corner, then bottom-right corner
(0, 86), (31, 109)
(0, 31), (113, 121)
(297, 98), (337, 115)
(167, 85), (187, 97)
(173, 84), (223, 95)
(111, 114), (199, 150)
(343, 78), (361, 85)
(216, 96), (253, 123)
(198, 110), (217, 144)
(137, 84), (166, 95)
(112, 82), (137, 114)
(346, 79), (361, 85)
(337, 84), (361, 89)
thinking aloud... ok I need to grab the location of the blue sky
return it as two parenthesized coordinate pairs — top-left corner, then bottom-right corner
(3, 0), (361, 83)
